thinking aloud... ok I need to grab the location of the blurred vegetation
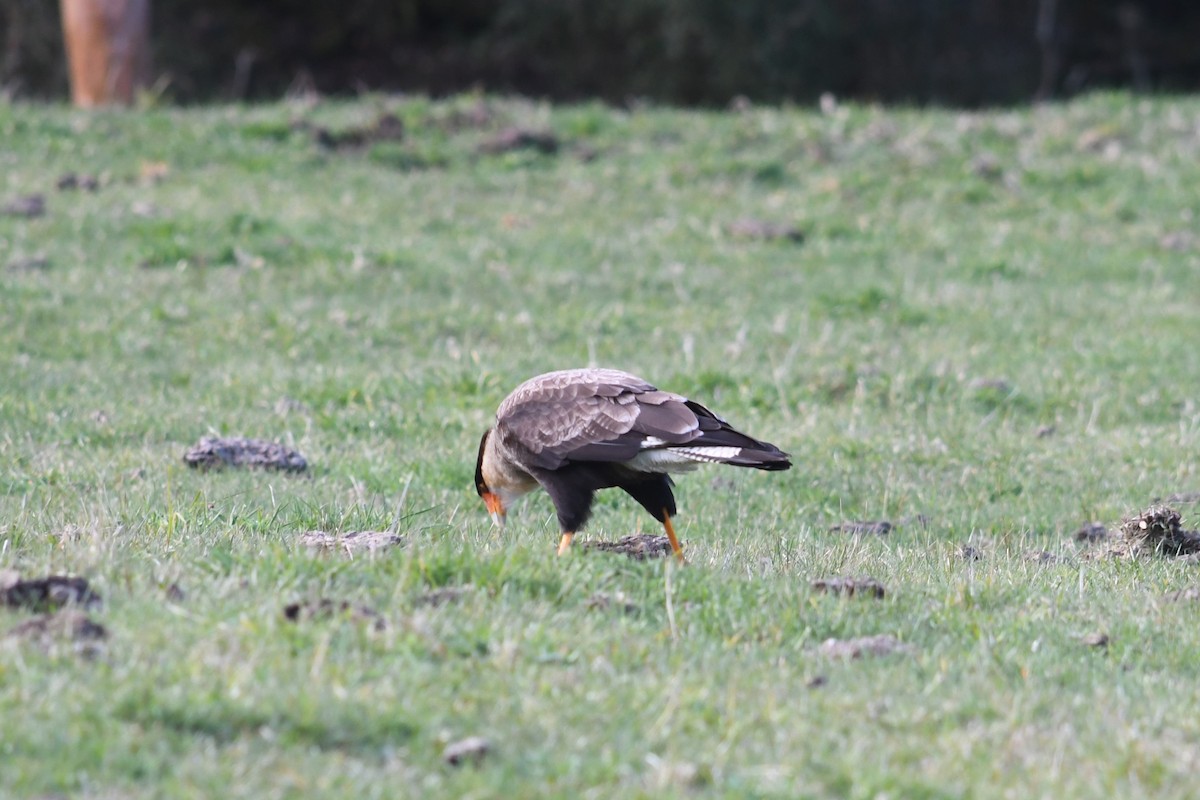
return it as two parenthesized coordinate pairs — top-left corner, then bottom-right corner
(3, 0), (1200, 105)
(4, 90), (1200, 797)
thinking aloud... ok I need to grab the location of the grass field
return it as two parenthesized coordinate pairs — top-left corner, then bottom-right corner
(3, 91), (1200, 798)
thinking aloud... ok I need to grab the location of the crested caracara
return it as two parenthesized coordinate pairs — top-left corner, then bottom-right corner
(475, 368), (791, 560)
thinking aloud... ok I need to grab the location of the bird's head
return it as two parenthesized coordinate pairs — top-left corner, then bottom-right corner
(475, 429), (506, 527)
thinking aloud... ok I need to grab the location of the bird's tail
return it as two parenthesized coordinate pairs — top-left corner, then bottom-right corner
(720, 445), (792, 471)
(683, 400), (792, 471)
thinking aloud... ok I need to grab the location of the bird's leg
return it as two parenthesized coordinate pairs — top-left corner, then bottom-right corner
(662, 512), (685, 563)
(557, 532), (575, 556)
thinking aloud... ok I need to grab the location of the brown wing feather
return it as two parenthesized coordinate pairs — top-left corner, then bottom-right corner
(495, 368), (703, 470)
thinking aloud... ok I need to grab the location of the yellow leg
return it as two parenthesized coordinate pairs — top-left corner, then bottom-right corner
(557, 531), (575, 556)
(662, 512), (686, 563)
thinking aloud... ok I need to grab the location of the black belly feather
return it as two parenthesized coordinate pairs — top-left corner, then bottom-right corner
(533, 462), (677, 532)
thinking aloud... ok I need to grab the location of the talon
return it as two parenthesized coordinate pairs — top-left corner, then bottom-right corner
(663, 512), (686, 564)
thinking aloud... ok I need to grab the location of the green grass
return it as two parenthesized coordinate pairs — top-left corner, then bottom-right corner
(3, 91), (1200, 798)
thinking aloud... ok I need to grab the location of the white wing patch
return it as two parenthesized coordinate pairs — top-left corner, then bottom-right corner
(640, 436), (668, 448)
(627, 446), (743, 473)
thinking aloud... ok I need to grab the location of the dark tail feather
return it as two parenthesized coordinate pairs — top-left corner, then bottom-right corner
(684, 400), (791, 471)
(724, 447), (792, 471)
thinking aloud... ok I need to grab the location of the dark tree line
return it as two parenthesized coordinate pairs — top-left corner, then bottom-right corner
(3, 0), (1200, 106)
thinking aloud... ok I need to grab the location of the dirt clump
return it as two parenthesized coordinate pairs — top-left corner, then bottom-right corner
(183, 436), (308, 473)
(6, 610), (108, 657)
(7, 255), (50, 272)
(811, 576), (885, 599)
(1073, 522), (1108, 542)
(585, 591), (639, 614)
(2, 194), (46, 217)
(959, 544), (985, 561)
(56, 173), (101, 191)
(971, 153), (1004, 180)
(436, 100), (495, 132)
(1159, 232), (1197, 252)
(818, 634), (914, 660)
(727, 218), (805, 243)
(415, 586), (474, 608)
(443, 735), (491, 767)
(1155, 491), (1200, 505)
(1025, 550), (1069, 565)
(1118, 505), (1200, 556)
(478, 127), (559, 155)
(282, 599), (385, 631)
(298, 112), (405, 150)
(581, 534), (673, 560)
(1164, 586), (1200, 602)
(968, 377), (1011, 393)
(829, 520), (893, 535)
(0, 572), (101, 612)
(300, 530), (403, 554)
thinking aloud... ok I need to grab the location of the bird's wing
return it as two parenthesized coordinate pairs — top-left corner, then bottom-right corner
(495, 368), (702, 470)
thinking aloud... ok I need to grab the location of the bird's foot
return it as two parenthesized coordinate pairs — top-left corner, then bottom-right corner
(663, 513), (686, 564)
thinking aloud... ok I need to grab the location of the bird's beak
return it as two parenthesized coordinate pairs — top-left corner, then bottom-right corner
(483, 492), (506, 528)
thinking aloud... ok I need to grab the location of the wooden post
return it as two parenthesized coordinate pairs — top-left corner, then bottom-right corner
(59, 0), (150, 106)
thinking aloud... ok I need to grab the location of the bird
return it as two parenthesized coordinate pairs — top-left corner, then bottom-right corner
(474, 368), (791, 560)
